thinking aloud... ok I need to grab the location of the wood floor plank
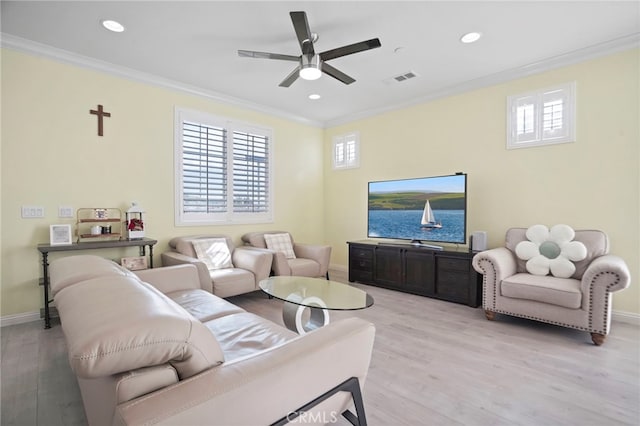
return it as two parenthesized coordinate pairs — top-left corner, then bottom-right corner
(1, 271), (638, 425)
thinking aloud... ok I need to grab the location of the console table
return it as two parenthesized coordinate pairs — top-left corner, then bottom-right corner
(37, 237), (157, 329)
(348, 240), (482, 307)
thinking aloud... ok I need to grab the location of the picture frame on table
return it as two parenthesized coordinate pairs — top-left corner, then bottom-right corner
(121, 256), (148, 271)
(50, 224), (73, 246)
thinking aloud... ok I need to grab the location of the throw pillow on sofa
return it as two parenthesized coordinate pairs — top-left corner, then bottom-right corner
(192, 238), (234, 270)
(264, 233), (296, 259)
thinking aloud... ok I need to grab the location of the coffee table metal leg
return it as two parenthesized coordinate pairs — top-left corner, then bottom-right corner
(283, 297), (330, 335)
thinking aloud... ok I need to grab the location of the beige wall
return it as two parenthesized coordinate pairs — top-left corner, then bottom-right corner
(324, 48), (639, 314)
(0, 49), (324, 317)
(1, 47), (638, 319)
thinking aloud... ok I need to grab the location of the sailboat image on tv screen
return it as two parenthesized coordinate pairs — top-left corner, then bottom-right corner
(420, 200), (442, 228)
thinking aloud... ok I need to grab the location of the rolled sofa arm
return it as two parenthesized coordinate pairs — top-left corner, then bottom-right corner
(580, 255), (631, 335)
(472, 247), (517, 309)
(114, 317), (375, 426)
(472, 247), (517, 281)
(160, 252), (212, 293)
(581, 255), (631, 294)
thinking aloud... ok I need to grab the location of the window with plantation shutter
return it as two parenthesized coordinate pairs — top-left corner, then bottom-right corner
(507, 82), (575, 149)
(233, 130), (269, 213)
(333, 132), (360, 170)
(175, 108), (273, 225)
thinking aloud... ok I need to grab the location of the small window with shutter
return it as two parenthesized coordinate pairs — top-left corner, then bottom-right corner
(175, 108), (273, 225)
(507, 82), (576, 149)
(333, 132), (360, 170)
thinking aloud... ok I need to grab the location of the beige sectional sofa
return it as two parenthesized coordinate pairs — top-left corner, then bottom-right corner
(49, 255), (375, 425)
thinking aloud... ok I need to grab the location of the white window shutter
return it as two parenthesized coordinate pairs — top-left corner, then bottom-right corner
(507, 82), (576, 149)
(333, 132), (360, 170)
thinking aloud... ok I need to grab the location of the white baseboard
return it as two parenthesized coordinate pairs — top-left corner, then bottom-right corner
(329, 264), (347, 273)
(612, 310), (640, 326)
(1, 311), (41, 327)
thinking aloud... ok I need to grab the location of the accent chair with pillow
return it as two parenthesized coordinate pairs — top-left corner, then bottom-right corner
(161, 234), (273, 297)
(472, 226), (630, 345)
(241, 231), (331, 279)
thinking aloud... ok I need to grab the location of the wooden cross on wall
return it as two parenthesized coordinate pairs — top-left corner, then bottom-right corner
(89, 104), (111, 136)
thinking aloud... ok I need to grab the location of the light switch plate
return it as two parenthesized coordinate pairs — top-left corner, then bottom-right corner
(58, 206), (74, 218)
(21, 205), (45, 218)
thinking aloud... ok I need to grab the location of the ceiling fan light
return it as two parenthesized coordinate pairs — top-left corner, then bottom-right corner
(300, 67), (322, 80)
(299, 55), (322, 80)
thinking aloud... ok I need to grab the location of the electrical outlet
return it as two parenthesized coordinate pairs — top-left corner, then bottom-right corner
(21, 205), (45, 218)
(58, 206), (74, 218)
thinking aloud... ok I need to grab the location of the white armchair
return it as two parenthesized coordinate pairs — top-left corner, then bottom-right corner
(472, 228), (630, 345)
(161, 234), (273, 298)
(241, 231), (331, 279)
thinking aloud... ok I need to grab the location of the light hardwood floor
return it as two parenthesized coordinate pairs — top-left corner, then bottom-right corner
(2, 271), (639, 425)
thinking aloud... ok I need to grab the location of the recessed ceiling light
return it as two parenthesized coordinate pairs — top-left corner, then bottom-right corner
(101, 20), (125, 33)
(460, 32), (482, 44)
(308, 94), (321, 100)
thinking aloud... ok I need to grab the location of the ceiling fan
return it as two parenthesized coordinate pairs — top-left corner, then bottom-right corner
(238, 11), (381, 87)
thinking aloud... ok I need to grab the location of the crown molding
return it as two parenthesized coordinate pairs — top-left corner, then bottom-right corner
(2, 32), (638, 129)
(0, 33), (324, 128)
(324, 33), (640, 128)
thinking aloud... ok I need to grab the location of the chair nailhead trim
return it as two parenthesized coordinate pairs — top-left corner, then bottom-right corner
(477, 258), (622, 335)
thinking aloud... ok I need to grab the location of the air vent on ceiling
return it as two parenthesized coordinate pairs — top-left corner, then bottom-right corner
(383, 71), (420, 85)
(393, 71), (418, 82)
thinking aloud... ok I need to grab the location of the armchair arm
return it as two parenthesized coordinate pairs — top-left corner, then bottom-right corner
(114, 318), (375, 426)
(580, 255), (631, 334)
(581, 255), (631, 294)
(239, 247), (292, 276)
(160, 252), (212, 293)
(472, 247), (518, 310)
(294, 243), (332, 277)
(272, 251), (293, 276)
(232, 247), (273, 284)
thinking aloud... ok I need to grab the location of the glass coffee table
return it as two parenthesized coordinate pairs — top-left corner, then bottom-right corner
(259, 276), (374, 334)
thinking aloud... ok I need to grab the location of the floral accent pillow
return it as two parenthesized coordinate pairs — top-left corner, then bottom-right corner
(515, 224), (587, 278)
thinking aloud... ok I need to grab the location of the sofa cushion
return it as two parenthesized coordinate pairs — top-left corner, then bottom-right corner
(288, 258), (320, 277)
(204, 312), (297, 362)
(192, 238), (234, 270)
(501, 273), (582, 309)
(55, 275), (225, 379)
(166, 289), (245, 322)
(49, 255), (134, 296)
(210, 268), (257, 298)
(264, 233), (296, 259)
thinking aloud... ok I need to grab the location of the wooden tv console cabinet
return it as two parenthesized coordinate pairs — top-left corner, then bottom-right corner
(347, 240), (482, 307)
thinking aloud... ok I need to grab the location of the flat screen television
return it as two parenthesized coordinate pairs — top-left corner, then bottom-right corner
(367, 173), (467, 247)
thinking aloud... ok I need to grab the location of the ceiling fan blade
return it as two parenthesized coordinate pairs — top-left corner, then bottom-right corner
(290, 11), (315, 56)
(279, 66), (301, 87)
(238, 50), (300, 62)
(321, 62), (355, 85)
(320, 38), (381, 62)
